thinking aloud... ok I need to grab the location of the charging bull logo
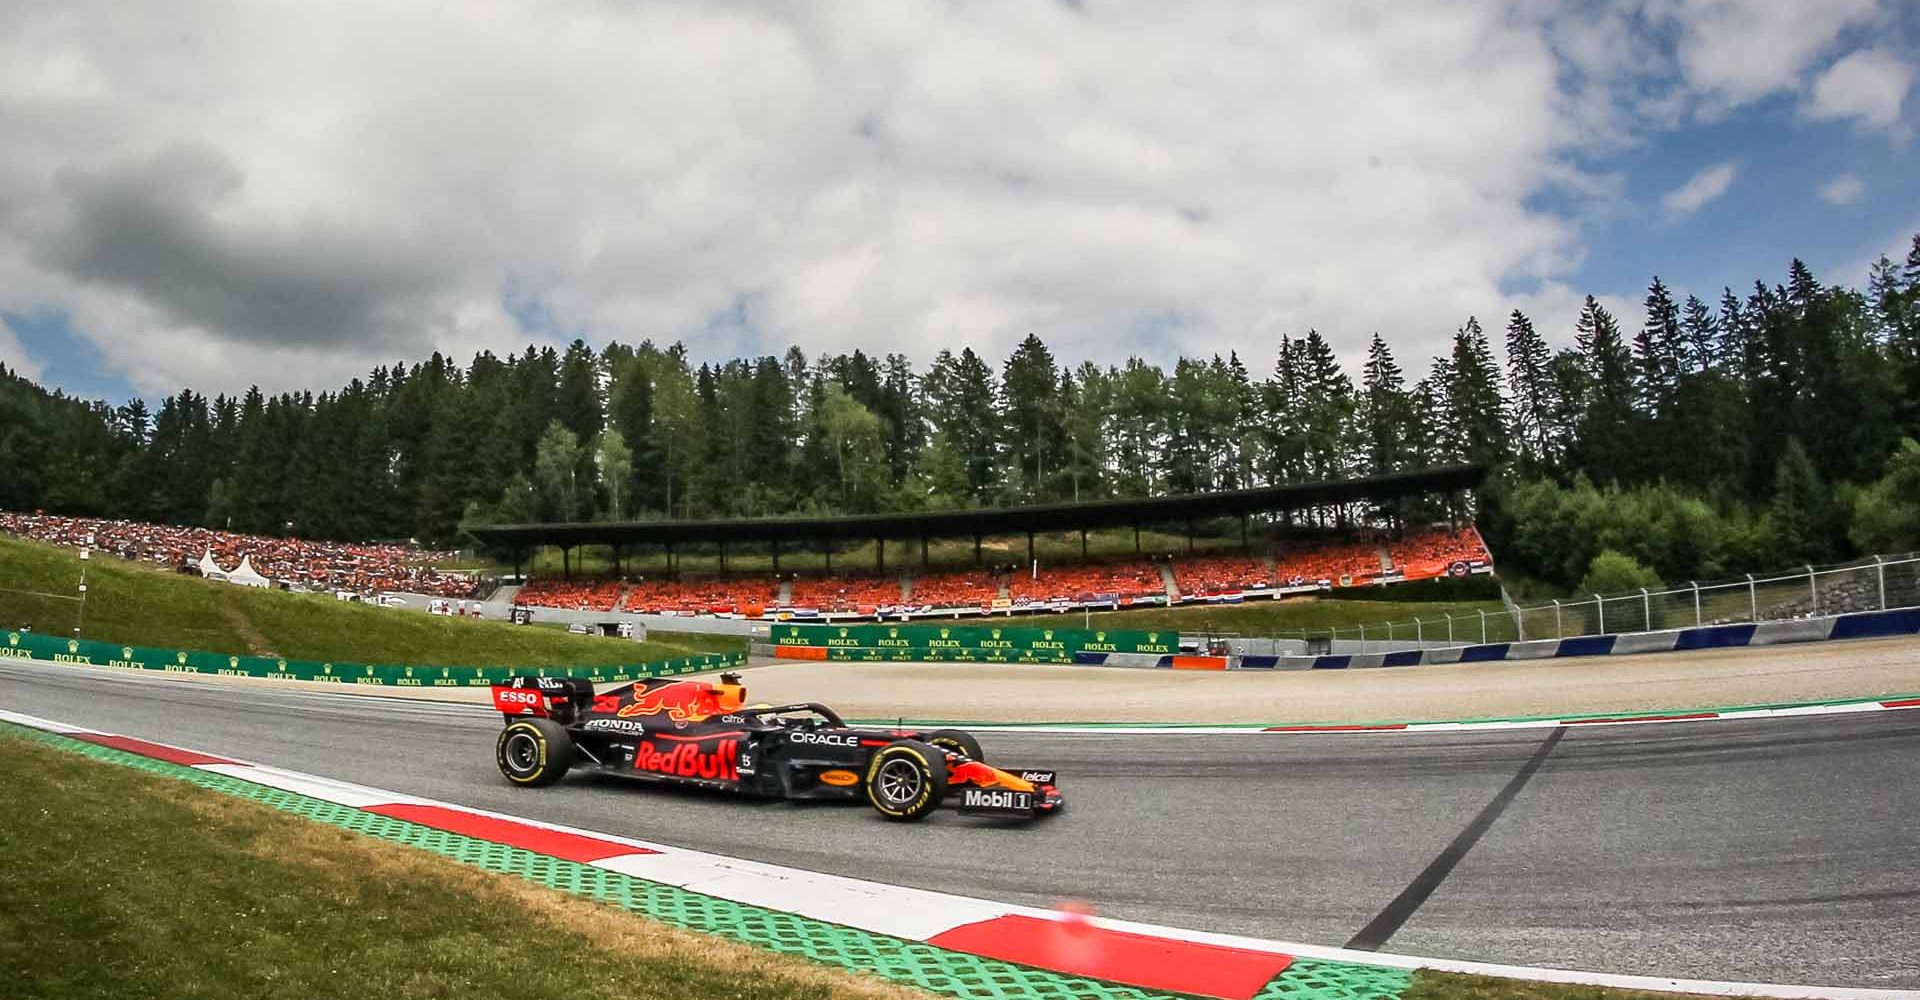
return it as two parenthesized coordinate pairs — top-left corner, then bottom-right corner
(617, 682), (712, 725)
(633, 736), (739, 781)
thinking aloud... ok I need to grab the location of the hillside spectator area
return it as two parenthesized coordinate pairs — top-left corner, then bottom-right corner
(0, 512), (478, 599)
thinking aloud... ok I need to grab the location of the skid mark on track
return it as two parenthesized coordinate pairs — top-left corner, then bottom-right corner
(1344, 727), (1566, 951)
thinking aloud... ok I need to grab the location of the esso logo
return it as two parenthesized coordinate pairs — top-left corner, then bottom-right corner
(498, 690), (540, 706)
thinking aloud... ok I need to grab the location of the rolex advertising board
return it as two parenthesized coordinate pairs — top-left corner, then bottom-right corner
(768, 623), (1175, 663)
(0, 629), (742, 686)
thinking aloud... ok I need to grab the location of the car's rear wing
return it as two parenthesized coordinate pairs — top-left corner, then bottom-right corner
(490, 676), (595, 723)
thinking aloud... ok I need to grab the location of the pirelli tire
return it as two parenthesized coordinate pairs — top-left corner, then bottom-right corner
(924, 728), (984, 762)
(864, 740), (949, 822)
(496, 717), (573, 787)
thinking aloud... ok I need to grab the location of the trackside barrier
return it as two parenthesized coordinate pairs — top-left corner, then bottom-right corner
(0, 629), (745, 687)
(757, 607), (1920, 671)
(1260, 606), (1920, 669)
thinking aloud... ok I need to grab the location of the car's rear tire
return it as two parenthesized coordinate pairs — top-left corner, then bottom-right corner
(497, 718), (573, 787)
(924, 728), (984, 762)
(864, 740), (948, 821)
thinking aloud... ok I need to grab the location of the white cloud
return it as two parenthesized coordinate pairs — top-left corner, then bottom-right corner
(0, 0), (1598, 396)
(1651, 0), (1882, 108)
(0, 322), (42, 382)
(1819, 174), (1867, 205)
(1661, 161), (1739, 217)
(1808, 49), (1915, 129)
(0, 0), (1902, 399)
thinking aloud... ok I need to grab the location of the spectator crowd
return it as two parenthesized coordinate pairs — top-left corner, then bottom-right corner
(0, 512), (479, 598)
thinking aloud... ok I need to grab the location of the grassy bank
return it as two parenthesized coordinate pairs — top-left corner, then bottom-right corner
(0, 535), (741, 667)
(924, 597), (1506, 637)
(0, 731), (917, 1000)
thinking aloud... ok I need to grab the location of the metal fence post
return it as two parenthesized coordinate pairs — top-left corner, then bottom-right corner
(1387, 620), (1395, 643)
(1640, 588), (1651, 632)
(1595, 594), (1605, 635)
(1478, 609), (1487, 644)
(1807, 565), (1818, 616)
(1553, 599), (1562, 638)
(1414, 617), (1423, 646)
(1692, 582), (1701, 626)
(1876, 556), (1887, 610)
(1446, 614), (1454, 643)
(1747, 574), (1757, 621)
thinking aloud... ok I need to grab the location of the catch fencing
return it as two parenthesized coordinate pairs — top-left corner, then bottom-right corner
(1232, 553), (1920, 655)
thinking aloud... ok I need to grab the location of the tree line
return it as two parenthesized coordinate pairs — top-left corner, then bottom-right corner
(4, 234), (1920, 591)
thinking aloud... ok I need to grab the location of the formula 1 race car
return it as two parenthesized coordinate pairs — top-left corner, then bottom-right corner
(489, 673), (1062, 822)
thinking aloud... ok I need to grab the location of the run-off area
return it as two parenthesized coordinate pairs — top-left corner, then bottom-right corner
(2, 659), (1917, 989)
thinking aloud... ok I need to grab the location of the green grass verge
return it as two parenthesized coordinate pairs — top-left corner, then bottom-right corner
(924, 597), (1505, 637)
(0, 534), (742, 668)
(0, 731), (922, 1000)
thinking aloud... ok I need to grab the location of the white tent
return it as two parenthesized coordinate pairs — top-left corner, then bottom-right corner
(197, 551), (229, 581)
(227, 555), (270, 589)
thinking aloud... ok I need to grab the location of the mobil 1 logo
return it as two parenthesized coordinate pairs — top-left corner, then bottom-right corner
(958, 787), (1033, 816)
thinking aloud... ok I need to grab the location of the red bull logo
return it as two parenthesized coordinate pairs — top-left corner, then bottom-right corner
(633, 736), (739, 781)
(616, 681), (713, 724)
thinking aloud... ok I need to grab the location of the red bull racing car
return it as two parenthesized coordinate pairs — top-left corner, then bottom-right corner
(489, 673), (1062, 822)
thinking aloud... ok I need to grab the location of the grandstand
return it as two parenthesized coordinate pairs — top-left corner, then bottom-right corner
(507, 524), (1492, 620)
(488, 465), (1495, 623)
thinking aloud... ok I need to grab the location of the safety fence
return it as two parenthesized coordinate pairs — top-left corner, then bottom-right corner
(0, 628), (745, 686)
(1231, 553), (1920, 652)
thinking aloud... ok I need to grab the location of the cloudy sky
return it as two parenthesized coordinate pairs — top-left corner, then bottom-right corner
(2, 0), (1917, 402)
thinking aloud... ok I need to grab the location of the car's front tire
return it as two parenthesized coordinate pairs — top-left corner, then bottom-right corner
(924, 728), (984, 762)
(864, 740), (948, 821)
(496, 718), (573, 787)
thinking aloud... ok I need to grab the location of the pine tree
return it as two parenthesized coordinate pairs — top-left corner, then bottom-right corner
(1769, 438), (1832, 562)
(1440, 317), (1508, 469)
(1571, 297), (1636, 484)
(1001, 334), (1064, 500)
(1296, 331), (1356, 483)
(1503, 311), (1557, 470)
(1680, 294), (1718, 374)
(1633, 277), (1683, 419)
(1261, 336), (1306, 485)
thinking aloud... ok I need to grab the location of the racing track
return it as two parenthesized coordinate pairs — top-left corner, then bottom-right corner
(5, 658), (1918, 990)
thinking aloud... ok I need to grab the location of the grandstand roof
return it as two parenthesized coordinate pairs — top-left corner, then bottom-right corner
(467, 464), (1486, 550)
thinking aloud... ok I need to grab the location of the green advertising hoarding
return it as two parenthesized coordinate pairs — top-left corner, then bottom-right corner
(768, 622), (1175, 663)
(0, 629), (744, 687)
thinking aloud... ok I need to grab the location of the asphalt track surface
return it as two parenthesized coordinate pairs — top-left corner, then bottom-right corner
(6, 660), (1919, 990)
